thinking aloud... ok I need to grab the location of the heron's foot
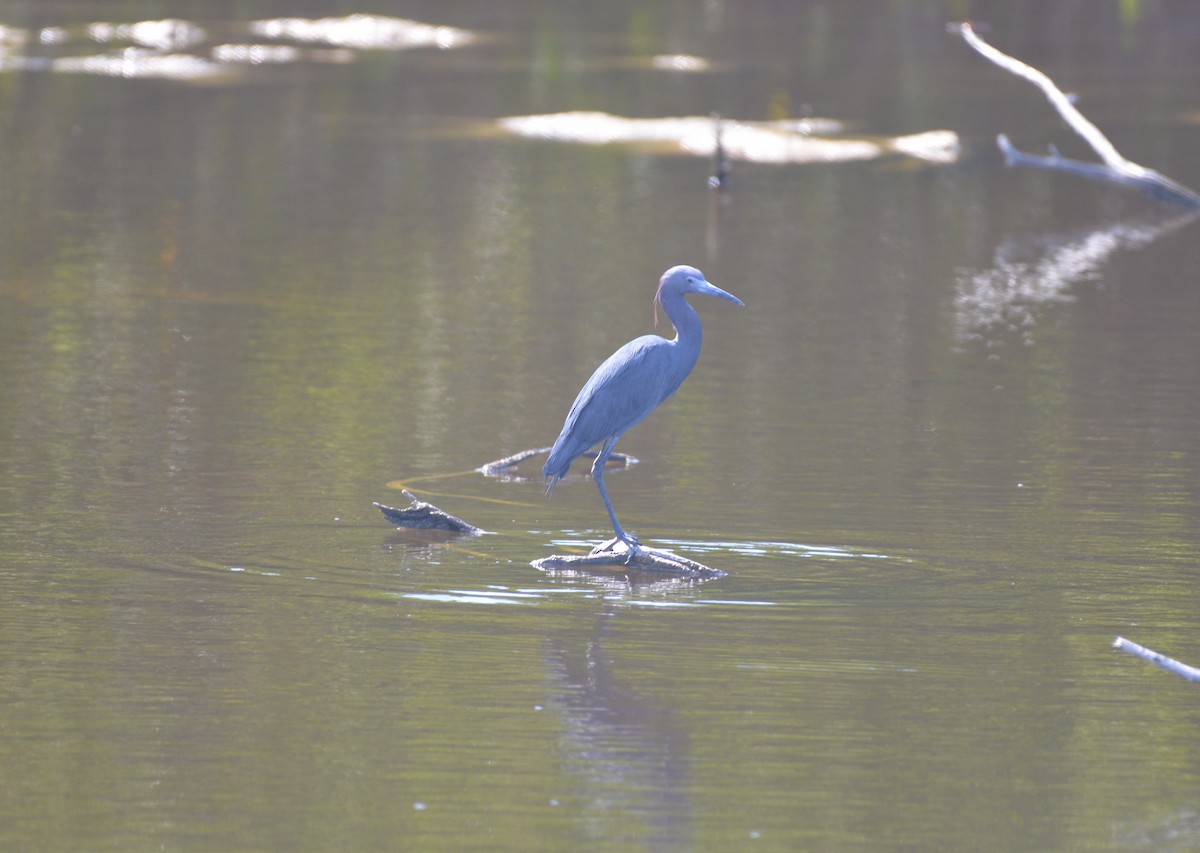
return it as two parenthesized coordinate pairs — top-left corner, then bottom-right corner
(621, 541), (646, 565)
(614, 532), (646, 565)
(585, 532), (643, 566)
(590, 533), (643, 562)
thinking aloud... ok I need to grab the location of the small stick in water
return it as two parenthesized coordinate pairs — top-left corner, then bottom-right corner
(1113, 636), (1200, 683)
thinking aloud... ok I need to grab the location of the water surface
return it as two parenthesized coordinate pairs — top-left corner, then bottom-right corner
(3, 2), (1200, 850)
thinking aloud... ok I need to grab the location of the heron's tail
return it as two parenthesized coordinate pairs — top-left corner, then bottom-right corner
(542, 440), (575, 496)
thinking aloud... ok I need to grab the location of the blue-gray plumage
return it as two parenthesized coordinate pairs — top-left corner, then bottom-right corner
(543, 265), (744, 549)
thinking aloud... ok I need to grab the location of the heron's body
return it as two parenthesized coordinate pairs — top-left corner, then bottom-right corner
(543, 265), (743, 549)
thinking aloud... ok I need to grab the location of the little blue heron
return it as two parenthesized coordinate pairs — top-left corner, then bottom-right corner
(543, 264), (744, 552)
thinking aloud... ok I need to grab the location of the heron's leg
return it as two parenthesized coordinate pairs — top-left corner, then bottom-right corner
(592, 436), (639, 550)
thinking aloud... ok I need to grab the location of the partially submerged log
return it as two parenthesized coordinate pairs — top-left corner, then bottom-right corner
(1113, 636), (1200, 683)
(478, 446), (638, 480)
(477, 446), (551, 475)
(532, 537), (726, 581)
(956, 22), (1200, 208)
(374, 491), (485, 535)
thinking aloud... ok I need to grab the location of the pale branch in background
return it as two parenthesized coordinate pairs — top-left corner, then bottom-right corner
(956, 22), (1200, 209)
(959, 21), (1129, 170)
(1113, 636), (1200, 683)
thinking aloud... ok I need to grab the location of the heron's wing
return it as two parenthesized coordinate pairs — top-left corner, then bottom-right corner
(562, 336), (688, 445)
(544, 335), (695, 481)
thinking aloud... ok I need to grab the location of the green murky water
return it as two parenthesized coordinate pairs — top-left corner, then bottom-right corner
(3, 2), (1200, 850)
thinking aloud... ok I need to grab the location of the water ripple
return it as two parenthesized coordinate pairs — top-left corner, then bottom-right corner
(652, 538), (894, 561)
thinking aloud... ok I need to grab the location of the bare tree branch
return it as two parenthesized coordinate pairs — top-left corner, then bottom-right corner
(956, 22), (1200, 208)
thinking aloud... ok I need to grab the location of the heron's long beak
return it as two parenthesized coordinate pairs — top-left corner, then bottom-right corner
(697, 279), (745, 307)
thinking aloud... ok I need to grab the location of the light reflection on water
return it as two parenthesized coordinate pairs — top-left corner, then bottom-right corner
(652, 537), (896, 561)
(498, 111), (959, 166)
(399, 585), (793, 609)
(0, 12), (480, 81)
(401, 591), (532, 605)
(954, 209), (1199, 343)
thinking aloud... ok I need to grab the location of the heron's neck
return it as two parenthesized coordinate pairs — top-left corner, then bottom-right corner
(661, 290), (703, 352)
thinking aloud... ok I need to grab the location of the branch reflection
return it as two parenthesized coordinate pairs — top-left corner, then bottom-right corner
(954, 210), (1198, 344)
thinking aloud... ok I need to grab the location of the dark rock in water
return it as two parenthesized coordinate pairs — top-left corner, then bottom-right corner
(374, 491), (485, 535)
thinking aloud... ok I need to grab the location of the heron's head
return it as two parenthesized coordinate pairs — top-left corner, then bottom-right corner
(653, 265), (744, 326)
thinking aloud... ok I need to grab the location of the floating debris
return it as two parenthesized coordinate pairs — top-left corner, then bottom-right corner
(374, 491), (485, 535)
